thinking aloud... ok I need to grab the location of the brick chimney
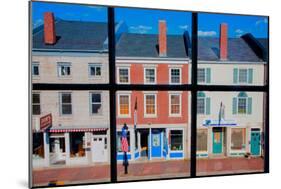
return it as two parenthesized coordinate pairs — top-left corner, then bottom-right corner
(159, 20), (167, 57)
(44, 12), (56, 45)
(219, 23), (228, 60)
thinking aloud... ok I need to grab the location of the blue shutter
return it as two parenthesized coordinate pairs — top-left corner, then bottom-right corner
(247, 97), (252, 114)
(248, 69), (253, 84)
(206, 97), (211, 115)
(232, 97), (237, 114)
(206, 68), (211, 83)
(233, 68), (238, 84)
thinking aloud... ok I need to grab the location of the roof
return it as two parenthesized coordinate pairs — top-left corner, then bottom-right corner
(116, 33), (189, 58)
(33, 20), (108, 51)
(32, 19), (268, 62)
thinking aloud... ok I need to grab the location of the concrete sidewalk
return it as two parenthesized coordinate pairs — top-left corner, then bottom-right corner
(33, 157), (264, 186)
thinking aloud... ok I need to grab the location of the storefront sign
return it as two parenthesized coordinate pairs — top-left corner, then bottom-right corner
(203, 119), (237, 127)
(40, 114), (52, 131)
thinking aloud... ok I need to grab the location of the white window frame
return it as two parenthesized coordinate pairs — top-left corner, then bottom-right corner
(169, 67), (182, 84)
(238, 68), (248, 84)
(169, 128), (184, 152)
(144, 67), (157, 84)
(32, 62), (40, 77)
(59, 92), (72, 115)
(117, 93), (131, 118)
(237, 97), (247, 115)
(197, 97), (205, 115)
(117, 66), (130, 84)
(169, 92), (182, 117)
(144, 92), (157, 118)
(90, 92), (102, 115)
(32, 92), (41, 115)
(57, 62), (71, 77)
(88, 63), (102, 78)
(197, 68), (206, 83)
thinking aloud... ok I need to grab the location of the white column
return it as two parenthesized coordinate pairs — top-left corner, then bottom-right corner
(65, 132), (70, 165)
(208, 127), (212, 156)
(130, 128), (135, 160)
(43, 132), (50, 167)
(149, 128), (152, 160)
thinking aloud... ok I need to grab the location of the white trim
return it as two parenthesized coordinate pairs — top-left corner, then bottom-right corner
(59, 92), (73, 116)
(144, 93), (157, 118)
(57, 62), (72, 78)
(88, 63), (102, 78)
(169, 128), (184, 152)
(116, 66), (130, 84)
(143, 67), (157, 84)
(198, 60), (266, 65)
(197, 68), (206, 84)
(117, 93), (131, 118)
(89, 92), (103, 116)
(169, 93), (182, 117)
(169, 67), (182, 85)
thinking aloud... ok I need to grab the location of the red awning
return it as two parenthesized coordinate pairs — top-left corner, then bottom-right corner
(49, 128), (107, 133)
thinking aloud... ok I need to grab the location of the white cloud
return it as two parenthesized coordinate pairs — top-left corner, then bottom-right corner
(179, 25), (189, 30)
(256, 18), (268, 26)
(235, 29), (244, 37)
(129, 25), (152, 34)
(33, 19), (43, 28)
(198, 30), (217, 37)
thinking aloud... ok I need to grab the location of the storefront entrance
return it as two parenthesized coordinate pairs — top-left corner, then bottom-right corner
(140, 129), (149, 158)
(151, 129), (162, 158)
(92, 136), (106, 162)
(251, 129), (261, 156)
(212, 127), (225, 155)
(49, 134), (66, 165)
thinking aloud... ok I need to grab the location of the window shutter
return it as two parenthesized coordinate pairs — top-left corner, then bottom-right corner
(233, 68), (238, 84)
(206, 97), (211, 115)
(247, 97), (252, 114)
(248, 68), (253, 84)
(206, 68), (211, 83)
(232, 97), (237, 114)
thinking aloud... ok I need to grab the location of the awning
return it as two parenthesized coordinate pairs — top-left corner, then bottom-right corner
(49, 128), (108, 133)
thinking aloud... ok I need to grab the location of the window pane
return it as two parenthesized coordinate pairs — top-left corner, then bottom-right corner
(70, 132), (85, 157)
(61, 93), (71, 103)
(92, 93), (101, 103)
(62, 104), (72, 114)
(197, 91), (265, 176)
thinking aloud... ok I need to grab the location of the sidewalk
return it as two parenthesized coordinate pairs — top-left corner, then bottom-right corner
(33, 157), (264, 186)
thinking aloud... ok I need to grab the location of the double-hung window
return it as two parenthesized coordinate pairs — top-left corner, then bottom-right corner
(198, 68), (211, 83)
(233, 68), (253, 84)
(89, 64), (102, 77)
(118, 94), (130, 117)
(197, 92), (210, 115)
(144, 67), (156, 84)
(32, 93), (41, 115)
(118, 67), (130, 84)
(60, 92), (72, 115)
(169, 93), (181, 116)
(90, 93), (102, 114)
(144, 93), (157, 117)
(170, 68), (181, 84)
(233, 92), (252, 115)
(58, 62), (71, 77)
(32, 62), (40, 76)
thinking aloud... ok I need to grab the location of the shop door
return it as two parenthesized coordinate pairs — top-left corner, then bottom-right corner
(212, 127), (223, 154)
(251, 131), (261, 156)
(151, 129), (162, 158)
(92, 137), (106, 162)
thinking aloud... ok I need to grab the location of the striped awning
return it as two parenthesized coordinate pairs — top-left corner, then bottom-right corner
(49, 128), (108, 133)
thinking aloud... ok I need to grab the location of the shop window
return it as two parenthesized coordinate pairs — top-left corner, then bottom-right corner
(70, 132), (86, 158)
(169, 93), (181, 116)
(91, 93), (102, 114)
(231, 128), (246, 150)
(170, 68), (181, 84)
(170, 130), (183, 151)
(49, 137), (65, 153)
(197, 129), (208, 152)
(89, 64), (102, 77)
(144, 67), (156, 84)
(32, 93), (41, 115)
(32, 63), (39, 76)
(58, 62), (71, 77)
(117, 131), (130, 152)
(144, 94), (156, 116)
(118, 67), (130, 84)
(60, 93), (72, 115)
(33, 133), (44, 159)
(118, 94), (130, 116)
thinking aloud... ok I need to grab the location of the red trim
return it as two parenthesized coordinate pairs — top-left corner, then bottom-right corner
(49, 128), (108, 133)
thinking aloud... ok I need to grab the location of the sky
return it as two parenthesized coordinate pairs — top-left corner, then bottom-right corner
(32, 1), (268, 38)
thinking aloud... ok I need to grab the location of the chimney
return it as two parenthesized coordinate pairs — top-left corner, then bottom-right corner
(159, 20), (167, 57)
(44, 12), (56, 45)
(219, 23), (228, 60)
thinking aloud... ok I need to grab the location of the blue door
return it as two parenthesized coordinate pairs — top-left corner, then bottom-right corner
(151, 129), (162, 158)
(213, 128), (223, 154)
(251, 131), (261, 156)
